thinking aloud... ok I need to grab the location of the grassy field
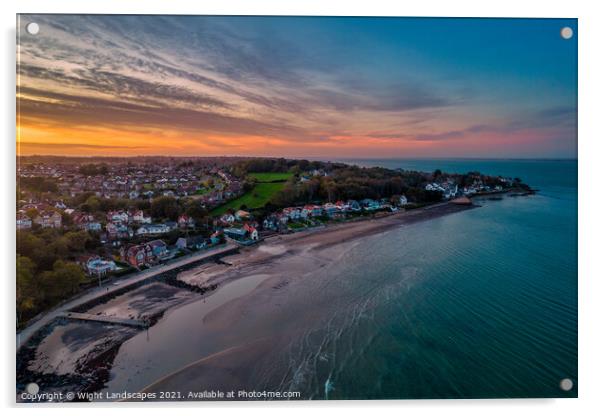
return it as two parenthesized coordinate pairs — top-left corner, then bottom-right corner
(248, 172), (293, 182)
(211, 182), (285, 216)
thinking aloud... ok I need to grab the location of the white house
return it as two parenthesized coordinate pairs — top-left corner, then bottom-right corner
(136, 223), (171, 235)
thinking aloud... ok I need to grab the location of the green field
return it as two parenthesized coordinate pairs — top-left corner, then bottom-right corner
(211, 182), (285, 216)
(248, 172), (293, 182)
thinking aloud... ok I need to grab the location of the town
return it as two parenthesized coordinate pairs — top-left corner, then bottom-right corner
(16, 156), (528, 325)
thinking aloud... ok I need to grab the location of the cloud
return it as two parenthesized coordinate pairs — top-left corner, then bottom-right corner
(18, 142), (145, 150)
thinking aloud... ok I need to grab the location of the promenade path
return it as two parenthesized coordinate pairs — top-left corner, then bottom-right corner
(17, 243), (237, 349)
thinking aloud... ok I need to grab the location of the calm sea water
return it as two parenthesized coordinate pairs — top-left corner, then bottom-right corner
(107, 159), (577, 400)
(314, 158), (578, 398)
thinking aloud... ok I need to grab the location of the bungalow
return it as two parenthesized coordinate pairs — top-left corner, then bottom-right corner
(178, 214), (196, 229)
(16, 213), (32, 230)
(34, 211), (62, 228)
(223, 227), (248, 241)
(425, 183), (445, 192)
(176, 236), (207, 250)
(136, 223), (170, 235)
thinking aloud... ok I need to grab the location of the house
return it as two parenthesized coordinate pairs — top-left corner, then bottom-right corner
(210, 231), (222, 245)
(220, 213), (236, 224)
(282, 207), (301, 221)
(136, 223), (170, 235)
(347, 200), (361, 212)
(360, 199), (380, 211)
(129, 190), (140, 199)
(16, 213), (32, 230)
(176, 237), (187, 249)
(73, 212), (102, 231)
(106, 222), (133, 239)
(122, 239), (168, 267)
(34, 211), (62, 228)
(263, 215), (279, 231)
(178, 214), (196, 229)
(323, 203), (339, 218)
(243, 223), (259, 240)
(223, 227), (248, 241)
(302, 205), (323, 218)
(131, 210), (151, 224)
(149, 239), (168, 258)
(335, 200), (348, 211)
(235, 210), (251, 221)
(176, 236), (207, 250)
(399, 195), (408, 206)
(107, 210), (129, 224)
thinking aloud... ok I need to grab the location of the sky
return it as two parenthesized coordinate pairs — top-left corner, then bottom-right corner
(17, 15), (577, 158)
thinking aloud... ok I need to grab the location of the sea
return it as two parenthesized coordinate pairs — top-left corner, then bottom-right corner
(105, 159), (577, 400)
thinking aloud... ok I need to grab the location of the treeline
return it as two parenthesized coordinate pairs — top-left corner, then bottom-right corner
(230, 158), (345, 177)
(269, 165), (443, 207)
(17, 229), (95, 325)
(69, 193), (209, 224)
(79, 163), (109, 176)
(18, 176), (58, 194)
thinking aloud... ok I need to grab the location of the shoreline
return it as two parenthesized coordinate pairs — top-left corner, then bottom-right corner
(17, 201), (478, 401)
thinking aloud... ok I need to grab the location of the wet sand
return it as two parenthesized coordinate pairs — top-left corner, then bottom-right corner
(86, 282), (196, 320)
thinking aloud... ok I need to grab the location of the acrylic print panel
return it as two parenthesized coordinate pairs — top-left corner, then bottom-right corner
(16, 15), (577, 402)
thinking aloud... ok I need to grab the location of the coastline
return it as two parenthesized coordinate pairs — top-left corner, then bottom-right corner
(18, 201), (478, 401)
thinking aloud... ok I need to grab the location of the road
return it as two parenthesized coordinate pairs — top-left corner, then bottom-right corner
(16, 243), (237, 350)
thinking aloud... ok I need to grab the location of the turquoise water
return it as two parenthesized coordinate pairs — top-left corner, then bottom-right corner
(312, 159), (578, 398)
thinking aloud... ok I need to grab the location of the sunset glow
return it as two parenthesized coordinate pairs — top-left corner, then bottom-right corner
(17, 16), (577, 158)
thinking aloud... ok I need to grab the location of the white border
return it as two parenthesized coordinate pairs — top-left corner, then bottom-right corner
(2, 1), (600, 415)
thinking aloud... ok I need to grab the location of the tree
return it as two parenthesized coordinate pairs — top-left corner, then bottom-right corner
(40, 260), (87, 303)
(84, 195), (101, 212)
(16, 231), (44, 259)
(184, 200), (208, 224)
(150, 196), (181, 220)
(16, 256), (38, 322)
(64, 230), (91, 252)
